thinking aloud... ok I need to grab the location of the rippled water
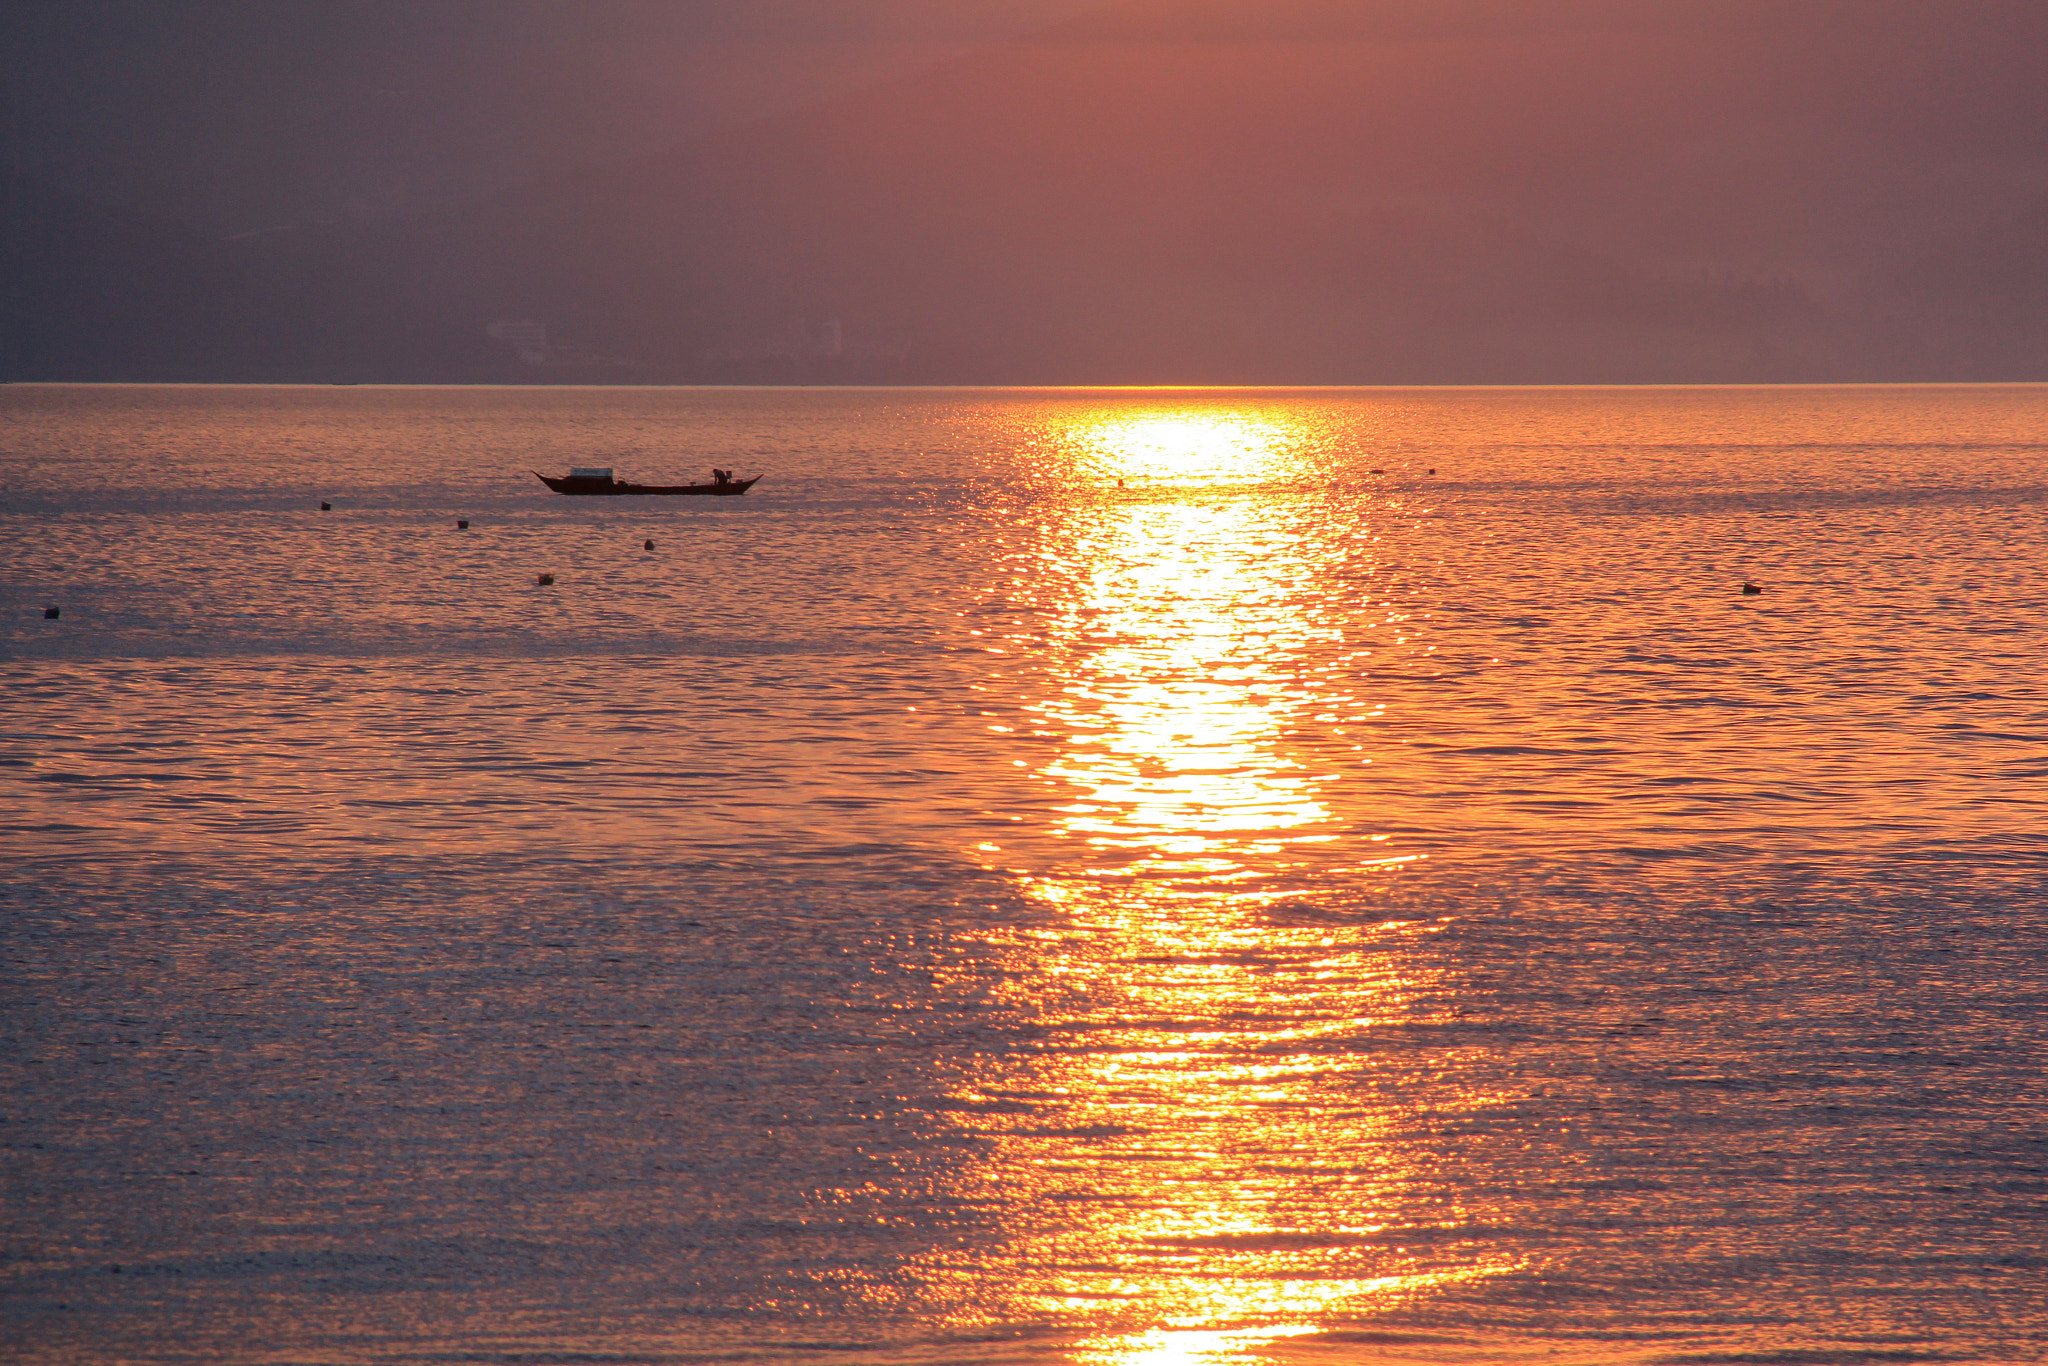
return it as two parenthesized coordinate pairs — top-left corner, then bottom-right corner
(4, 384), (2045, 1365)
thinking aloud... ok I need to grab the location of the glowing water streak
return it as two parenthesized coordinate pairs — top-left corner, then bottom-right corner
(923, 407), (1510, 1349)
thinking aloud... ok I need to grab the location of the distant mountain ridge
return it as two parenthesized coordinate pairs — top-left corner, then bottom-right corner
(9, 0), (2048, 383)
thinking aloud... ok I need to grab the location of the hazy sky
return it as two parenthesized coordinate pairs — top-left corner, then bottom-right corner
(3, 0), (1108, 233)
(9, 0), (2047, 382)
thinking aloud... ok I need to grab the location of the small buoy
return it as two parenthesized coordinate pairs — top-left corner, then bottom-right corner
(457, 519), (469, 530)
(43, 606), (60, 619)
(1741, 582), (1762, 595)
(320, 501), (331, 511)
(643, 539), (655, 551)
(536, 573), (555, 586)
(1427, 467), (1437, 474)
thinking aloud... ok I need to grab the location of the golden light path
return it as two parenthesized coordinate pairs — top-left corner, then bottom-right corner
(938, 404), (1509, 1363)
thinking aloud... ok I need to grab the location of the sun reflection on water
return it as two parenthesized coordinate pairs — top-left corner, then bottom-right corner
(1038, 499), (1335, 879)
(1019, 410), (1374, 891)
(929, 403), (1504, 1358)
(1076, 412), (1299, 485)
(999, 407), (1410, 893)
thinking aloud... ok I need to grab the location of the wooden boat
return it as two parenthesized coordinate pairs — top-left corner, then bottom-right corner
(534, 467), (761, 496)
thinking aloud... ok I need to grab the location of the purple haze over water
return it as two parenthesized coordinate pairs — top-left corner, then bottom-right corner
(3, 384), (2045, 1365)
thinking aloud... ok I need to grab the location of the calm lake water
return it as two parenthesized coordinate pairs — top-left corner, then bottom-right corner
(3, 384), (2045, 1365)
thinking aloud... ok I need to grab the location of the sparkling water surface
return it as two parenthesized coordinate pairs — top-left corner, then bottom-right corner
(3, 384), (2045, 1365)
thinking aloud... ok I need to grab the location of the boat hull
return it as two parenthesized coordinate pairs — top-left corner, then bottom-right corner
(535, 473), (760, 496)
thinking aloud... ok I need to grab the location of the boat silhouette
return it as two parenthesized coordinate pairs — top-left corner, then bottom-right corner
(534, 467), (759, 496)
